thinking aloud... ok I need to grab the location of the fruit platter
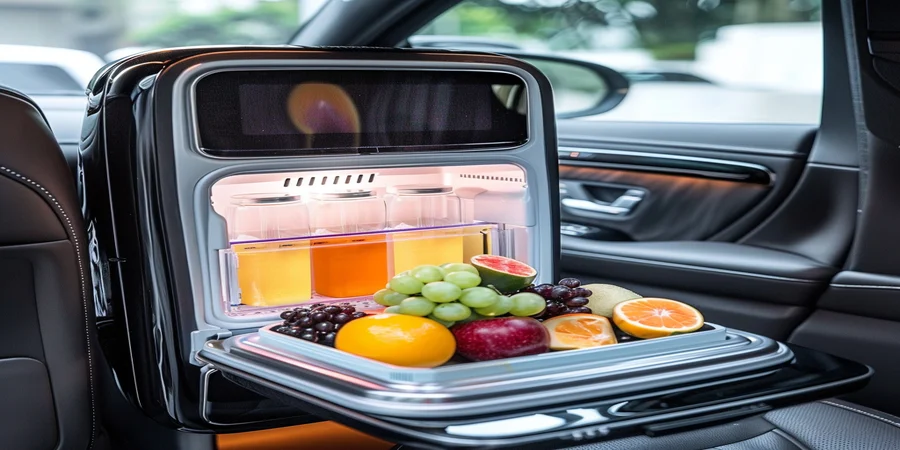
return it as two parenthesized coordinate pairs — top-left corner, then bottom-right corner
(200, 255), (792, 418)
(254, 255), (735, 384)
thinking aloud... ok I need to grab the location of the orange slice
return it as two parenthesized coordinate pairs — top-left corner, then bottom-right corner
(612, 298), (704, 339)
(542, 314), (617, 350)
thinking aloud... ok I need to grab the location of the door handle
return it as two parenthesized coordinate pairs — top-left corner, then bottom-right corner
(561, 189), (644, 216)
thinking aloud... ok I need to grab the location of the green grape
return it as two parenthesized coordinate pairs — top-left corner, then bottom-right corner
(444, 271), (481, 289)
(411, 265), (446, 283)
(509, 292), (546, 317)
(384, 305), (403, 314)
(389, 275), (425, 295)
(475, 295), (513, 317)
(432, 302), (472, 322)
(398, 296), (436, 316)
(459, 287), (499, 308)
(457, 311), (487, 323)
(426, 314), (456, 328)
(441, 263), (480, 276)
(421, 281), (463, 303)
(373, 288), (408, 307)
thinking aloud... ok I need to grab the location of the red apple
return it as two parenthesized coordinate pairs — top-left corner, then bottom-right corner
(451, 317), (550, 361)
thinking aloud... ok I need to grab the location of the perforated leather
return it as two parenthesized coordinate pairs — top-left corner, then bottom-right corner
(561, 400), (900, 449)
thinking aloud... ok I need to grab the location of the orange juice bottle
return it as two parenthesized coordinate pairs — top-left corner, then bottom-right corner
(308, 190), (388, 298)
(228, 194), (312, 307)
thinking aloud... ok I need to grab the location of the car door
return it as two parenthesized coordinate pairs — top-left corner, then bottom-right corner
(387, 0), (857, 344)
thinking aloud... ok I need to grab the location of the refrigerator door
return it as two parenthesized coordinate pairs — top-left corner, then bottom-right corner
(197, 328), (871, 448)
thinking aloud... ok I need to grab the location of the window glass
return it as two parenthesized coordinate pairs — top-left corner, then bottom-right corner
(0, 0), (329, 94)
(415, 0), (822, 124)
(0, 63), (83, 94)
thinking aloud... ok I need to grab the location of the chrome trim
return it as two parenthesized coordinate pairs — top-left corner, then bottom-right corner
(558, 146), (776, 186)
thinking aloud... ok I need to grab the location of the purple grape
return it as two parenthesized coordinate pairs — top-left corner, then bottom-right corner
(565, 297), (590, 307)
(558, 278), (581, 288)
(341, 306), (356, 314)
(573, 287), (592, 298)
(320, 332), (337, 346)
(274, 326), (290, 333)
(324, 305), (342, 314)
(302, 327), (315, 334)
(533, 284), (555, 298)
(546, 302), (564, 315)
(314, 322), (335, 332)
(311, 312), (329, 323)
(279, 311), (295, 321)
(333, 313), (351, 324)
(300, 332), (316, 341)
(296, 316), (313, 328)
(551, 285), (574, 300)
(351, 312), (368, 319)
(569, 306), (592, 314)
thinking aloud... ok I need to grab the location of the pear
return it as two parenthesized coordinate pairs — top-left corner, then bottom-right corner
(583, 284), (642, 318)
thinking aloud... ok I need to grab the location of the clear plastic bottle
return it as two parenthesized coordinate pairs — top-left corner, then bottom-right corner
(386, 185), (465, 273)
(308, 190), (388, 298)
(228, 193), (311, 307)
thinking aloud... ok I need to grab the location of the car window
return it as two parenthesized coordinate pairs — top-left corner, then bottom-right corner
(0, 63), (83, 94)
(414, 0), (823, 124)
(0, 0), (328, 95)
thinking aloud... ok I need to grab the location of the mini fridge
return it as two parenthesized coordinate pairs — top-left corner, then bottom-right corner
(79, 47), (871, 448)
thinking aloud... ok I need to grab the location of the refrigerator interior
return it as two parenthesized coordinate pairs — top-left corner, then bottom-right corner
(209, 163), (533, 320)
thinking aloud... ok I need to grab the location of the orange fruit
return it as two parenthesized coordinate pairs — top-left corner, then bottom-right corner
(612, 298), (704, 339)
(334, 314), (456, 368)
(542, 314), (617, 350)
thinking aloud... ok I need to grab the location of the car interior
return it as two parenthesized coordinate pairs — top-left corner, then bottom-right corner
(2, 0), (900, 449)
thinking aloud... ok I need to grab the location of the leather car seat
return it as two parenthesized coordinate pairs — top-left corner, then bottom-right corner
(0, 87), (105, 449)
(561, 399), (900, 449)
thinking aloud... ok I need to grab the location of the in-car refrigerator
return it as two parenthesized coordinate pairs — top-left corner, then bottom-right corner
(80, 47), (871, 447)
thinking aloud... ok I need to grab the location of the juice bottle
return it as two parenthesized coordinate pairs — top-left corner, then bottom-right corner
(308, 190), (388, 298)
(386, 186), (464, 273)
(228, 194), (312, 307)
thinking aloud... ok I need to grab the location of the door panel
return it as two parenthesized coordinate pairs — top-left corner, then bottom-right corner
(555, 121), (854, 342)
(559, 166), (770, 241)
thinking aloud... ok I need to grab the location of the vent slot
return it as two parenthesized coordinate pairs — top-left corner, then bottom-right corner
(460, 173), (524, 183)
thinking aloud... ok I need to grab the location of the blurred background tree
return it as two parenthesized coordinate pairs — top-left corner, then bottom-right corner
(421, 0), (820, 60)
(131, 1), (300, 47)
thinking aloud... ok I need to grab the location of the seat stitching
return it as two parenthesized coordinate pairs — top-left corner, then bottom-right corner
(821, 400), (900, 429)
(0, 166), (95, 449)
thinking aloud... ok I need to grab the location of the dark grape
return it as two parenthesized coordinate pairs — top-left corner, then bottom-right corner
(550, 285), (574, 300)
(314, 322), (335, 332)
(573, 287), (592, 298)
(274, 326), (290, 333)
(546, 302), (564, 314)
(341, 306), (356, 314)
(569, 306), (593, 314)
(296, 316), (313, 328)
(287, 328), (302, 337)
(302, 327), (315, 334)
(351, 312), (368, 319)
(565, 297), (590, 307)
(311, 312), (329, 323)
(300, 332), (316, 341)
(333, 313), (351, 324)
(324, 305), (342, 314)
(279, 311), (295, 320)
(558, 278), (581, 288)
(334, 324), (343, 331)
(519, 285), (536, 293)
(533, 284), (554, 298)
(320, 332), (337, 346)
